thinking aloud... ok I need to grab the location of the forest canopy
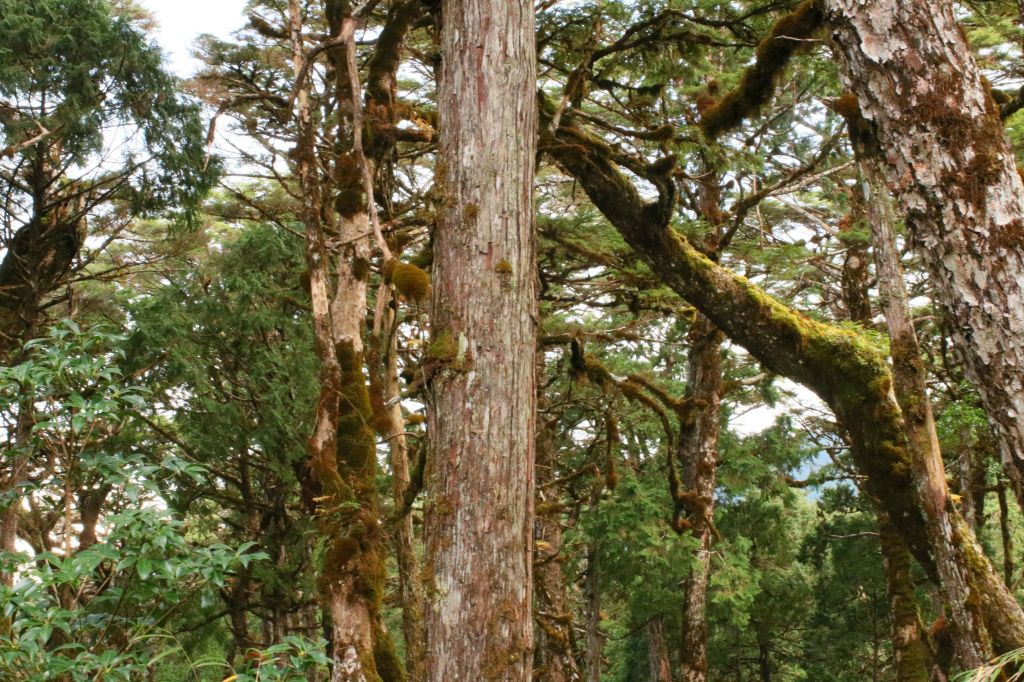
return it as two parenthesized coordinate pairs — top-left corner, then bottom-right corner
(4, 0), (1024, 681)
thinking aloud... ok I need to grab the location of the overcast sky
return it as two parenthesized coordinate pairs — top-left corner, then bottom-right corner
(137, 0), (249, 76)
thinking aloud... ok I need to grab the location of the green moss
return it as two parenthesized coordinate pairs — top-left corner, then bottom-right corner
(333, 153), (366, 217)
(391, 262), (431, 301)
(352, 256), (371, 282)
(428, 329), (458, 361)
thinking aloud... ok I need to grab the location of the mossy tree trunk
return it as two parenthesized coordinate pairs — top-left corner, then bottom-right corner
(878, 514), (935, 682)
(362, 3), (427, 678)
(369, 302), (427, 681)
(839, 189), (934, 681)
(825, 0), (1024, 515)
(422, 0), (537, 678)
(287, 2), (402, 679)
(677, 315), (723, 682)
(860, 161), (997, 664)
(540, 112), (1024, 653)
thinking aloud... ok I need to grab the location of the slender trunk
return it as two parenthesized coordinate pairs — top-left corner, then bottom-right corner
(0, 151), (81, 359)
(370, 292), (427, 681)
(825, 0), (1024, 519)
(534, 406), (581, 682)
(999, 485), (1014, 587)
(862, 160), (1000, 664)
(423, 0), (537, 678)
(1, 408), (33, 588)
(287, 4), (401, 680)
(646, 618), (672, 682)
(757, 639), (771, 682)
(677, 315), (722, 682)
(585, 548), (603, 682)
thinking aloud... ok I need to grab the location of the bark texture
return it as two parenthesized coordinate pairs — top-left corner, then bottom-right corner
(534, 406), (581, 682)
(878, 514), (933, 682)
(647, 618), (673, 682)
(862, 162), (1001, 664)
(288, 3), (402, 679)
(677, 315), (723, 682)
(423, 0), (537, 678)
(825, 0), (1024, 512)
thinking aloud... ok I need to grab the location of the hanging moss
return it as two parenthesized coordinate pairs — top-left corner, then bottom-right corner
(700, 0), (825, 139)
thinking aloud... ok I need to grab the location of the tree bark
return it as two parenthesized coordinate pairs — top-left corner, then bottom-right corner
(584, 547), (603, 682)
(878, 513), (934, 682)
(534, 404), (581, 682)
(677, 315), (722, 682)
(824, 0), (1024, 515)
(859, 161), (1001, 665)
(423, 0), (537, 678)
(287, 3), (402, 679)
(646, 617), (673, 682)
(369, 309), (427, 681)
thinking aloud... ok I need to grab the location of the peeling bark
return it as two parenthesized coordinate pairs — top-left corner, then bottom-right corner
(825, 0), (1024, 515)
(422, 0), (537, 678)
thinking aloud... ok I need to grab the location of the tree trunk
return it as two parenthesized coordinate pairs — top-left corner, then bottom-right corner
(825, 0), (1024, 516)
(584, 548), (603, 682)
(878, 513), (934, 682)
(861, 157), (1003, 664)
(646, 618), (672, 682)
(677, 315), (722, 682)
(423, 0), (537, 678)
(287, 3), (402, 680)
(540, 110), (1024, 653)
(369, 285), (427, 682)
(534, 403), (581, 682)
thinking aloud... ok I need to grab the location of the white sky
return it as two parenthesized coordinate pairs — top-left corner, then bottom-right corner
(138, 0), (250, 76)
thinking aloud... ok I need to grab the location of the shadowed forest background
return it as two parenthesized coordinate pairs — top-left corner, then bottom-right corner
(4, 0), (1024, 680)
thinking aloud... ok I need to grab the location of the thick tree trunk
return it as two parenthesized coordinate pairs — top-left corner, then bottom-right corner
(423, 0), (537, 678)
(541, 112), (1024, 652)
(677, 315), (722, 682)
(825, 0), (1024, 514)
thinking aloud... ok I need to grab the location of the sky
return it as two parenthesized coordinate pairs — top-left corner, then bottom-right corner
(137, 0), (250, 76)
